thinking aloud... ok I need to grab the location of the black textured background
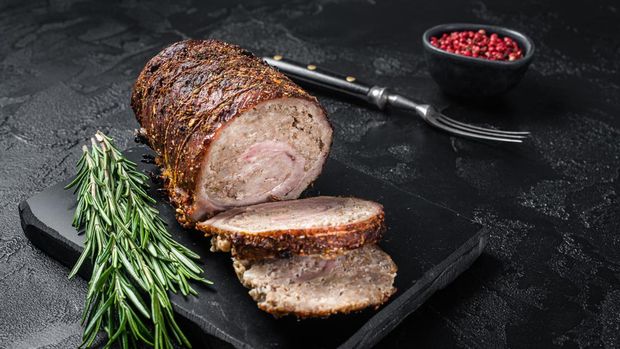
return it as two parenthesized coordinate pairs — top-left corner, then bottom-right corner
(1, 0), (619, 348)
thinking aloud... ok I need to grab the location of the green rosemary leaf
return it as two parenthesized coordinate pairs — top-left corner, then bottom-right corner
(121, 282), (150, 319)
(118, 250), (146, 290)
(83, 295), (113, 340)
(93, 265), (114, 292)
(106, 309), (127, 344)
(171, 248), (203, 275)
(150, 259), (167, 287)
(68, 243), (90, 279)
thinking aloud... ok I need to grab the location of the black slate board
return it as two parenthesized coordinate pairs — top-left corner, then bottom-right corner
(19, 146), (487, 349)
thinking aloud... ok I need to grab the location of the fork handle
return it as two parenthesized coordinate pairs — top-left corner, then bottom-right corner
(263, 56), (392, 109)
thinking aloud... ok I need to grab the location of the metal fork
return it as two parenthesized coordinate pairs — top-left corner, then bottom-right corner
(264, 56), (530, 143)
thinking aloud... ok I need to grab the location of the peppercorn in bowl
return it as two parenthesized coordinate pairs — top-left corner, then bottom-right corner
(422, 23), (535, 97)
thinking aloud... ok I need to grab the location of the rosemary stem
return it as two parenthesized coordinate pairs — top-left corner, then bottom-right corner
(66, 131), (210, 349)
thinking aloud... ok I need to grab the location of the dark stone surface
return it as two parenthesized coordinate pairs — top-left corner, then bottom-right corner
(19, 146), (486, 348)
(1, 0), (619, 348)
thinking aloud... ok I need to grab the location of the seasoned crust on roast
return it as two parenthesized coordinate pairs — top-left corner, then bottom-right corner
(232, 244), (397, 318)
(198, 196), (386, 260)
(131, 40), (332, 227)
(214, 214), (384, 260)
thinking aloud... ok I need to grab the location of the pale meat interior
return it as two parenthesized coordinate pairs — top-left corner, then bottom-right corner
(233, 244), (397, 317)
(203, 196), (381, 233)
(190, 98), (332, 220)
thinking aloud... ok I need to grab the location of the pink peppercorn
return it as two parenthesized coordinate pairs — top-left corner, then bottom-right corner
(430, 29), (523, 61)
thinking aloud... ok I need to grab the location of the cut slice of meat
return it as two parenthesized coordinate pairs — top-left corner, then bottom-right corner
(233, 244), (397, 318)
(131, 40), (332, 227)
(197, 196), (385, 260)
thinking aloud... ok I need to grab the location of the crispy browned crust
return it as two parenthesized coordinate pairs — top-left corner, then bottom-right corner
(198, 211), (386, 260)
(131, 39), (327, 227)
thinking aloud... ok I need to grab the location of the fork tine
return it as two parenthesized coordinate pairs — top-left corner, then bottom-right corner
(435, 115), (529, 139)
(426, 116), (523, 143)
(438, 114), (531, 136)
(381, 93), (527, 142)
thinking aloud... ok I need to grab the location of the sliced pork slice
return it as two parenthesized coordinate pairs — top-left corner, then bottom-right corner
(131, 40), (332, 227)
(197, 196), (385, 260)
(233, 244), (397, 318)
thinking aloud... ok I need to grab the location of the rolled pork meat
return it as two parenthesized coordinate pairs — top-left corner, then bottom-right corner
(131, 40), (333, 226)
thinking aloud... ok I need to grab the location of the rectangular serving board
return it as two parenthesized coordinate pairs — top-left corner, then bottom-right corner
(19, 146), (487, 349)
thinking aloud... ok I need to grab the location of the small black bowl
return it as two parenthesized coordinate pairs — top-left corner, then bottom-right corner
(422, 23), (535, 97)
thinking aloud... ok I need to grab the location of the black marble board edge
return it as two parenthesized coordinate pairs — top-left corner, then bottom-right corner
(20, 197), (487, 349)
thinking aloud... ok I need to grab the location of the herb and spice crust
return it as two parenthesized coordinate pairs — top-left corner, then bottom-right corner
(131, 39), (329, 227)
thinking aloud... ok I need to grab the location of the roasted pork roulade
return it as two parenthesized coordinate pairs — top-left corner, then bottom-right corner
(131, 40), (333, 226)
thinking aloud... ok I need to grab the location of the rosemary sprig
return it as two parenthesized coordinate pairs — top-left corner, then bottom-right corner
(66, 131), (212, 349)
